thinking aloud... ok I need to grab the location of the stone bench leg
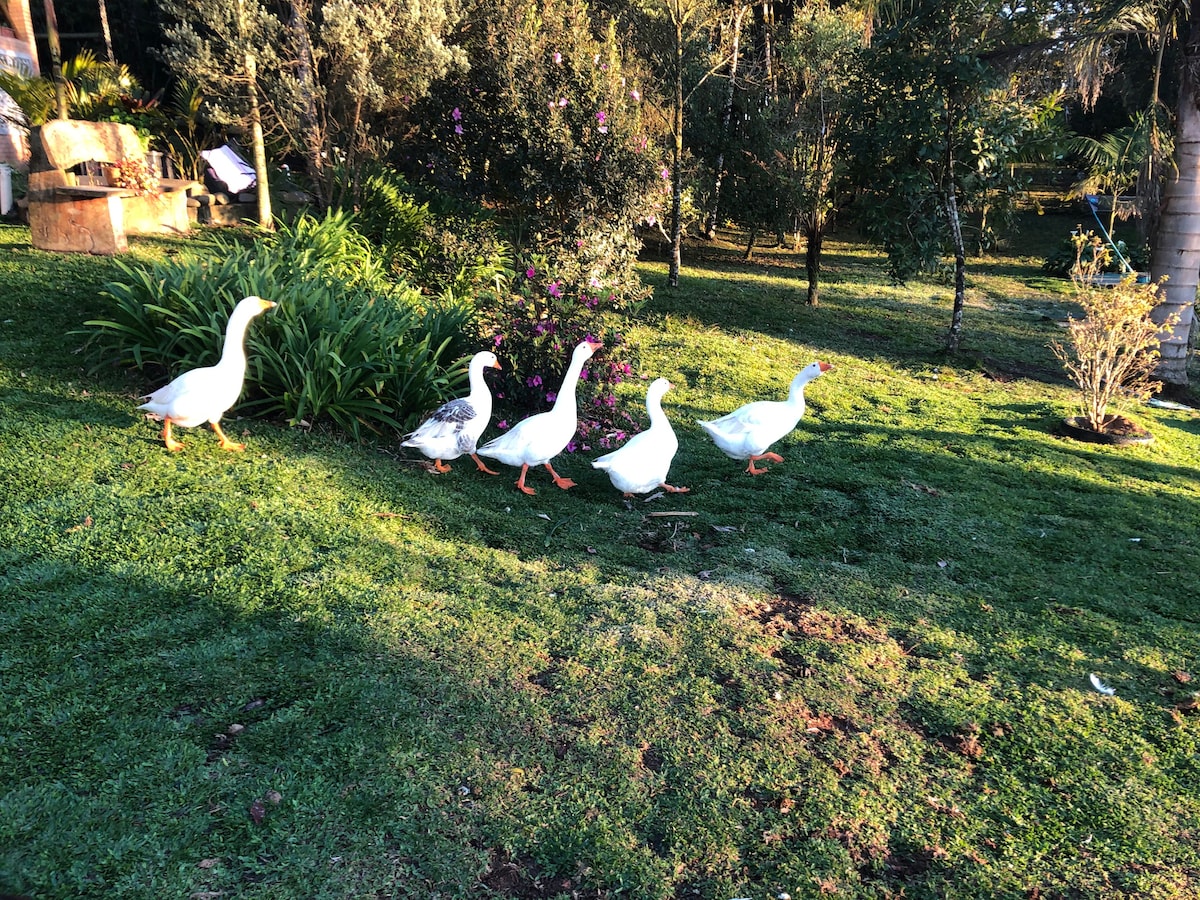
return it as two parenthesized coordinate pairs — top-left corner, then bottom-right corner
(28, 194), (128, 255)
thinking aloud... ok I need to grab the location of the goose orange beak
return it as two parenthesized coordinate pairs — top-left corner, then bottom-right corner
(818, 360), (832, 372)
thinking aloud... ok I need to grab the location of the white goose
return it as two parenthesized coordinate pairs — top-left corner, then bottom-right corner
(402, 350), (502, 474)
(698, 360), (830, 475)
(138, 295), (276, 452)
(477, 339), (602, 494)
(592, 378), (689, 497)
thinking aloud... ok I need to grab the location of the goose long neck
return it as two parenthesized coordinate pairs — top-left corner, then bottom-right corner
(218, 310), (254, 371)
(552, 352), (590, 416)
(646, 392), (668, 427)
(467, 362), (486, 397)
(467, 362), (491, 412)
(788, 378), (810, 406)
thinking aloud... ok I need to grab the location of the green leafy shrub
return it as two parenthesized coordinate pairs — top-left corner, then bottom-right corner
(412, 0), (661, 304)
(353, 166), (513, 300)
(83, 211), (475, 439)
(330, 164), (643, 448)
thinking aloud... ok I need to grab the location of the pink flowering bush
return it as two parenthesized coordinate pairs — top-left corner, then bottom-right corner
(401, 0), (666, 449)
(483, 255), (643, 452)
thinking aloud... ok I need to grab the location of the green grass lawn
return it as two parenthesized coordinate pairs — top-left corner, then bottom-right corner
(2, 216), (1199, 899)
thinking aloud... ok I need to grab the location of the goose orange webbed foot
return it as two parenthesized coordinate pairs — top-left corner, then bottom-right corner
(212, 422), (245, 452)
(545, 463), (575, 490)
(432, 459), (453, 474)
(662, 483), (690, 493)
(160, 421), (185, 452)
(745, 452), (783, 475)
(471, 454), (500, 475)
(516, 465), (537, 495)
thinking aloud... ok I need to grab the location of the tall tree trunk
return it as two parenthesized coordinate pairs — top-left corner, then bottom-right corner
(235, 0), (272, 229)
(244, 51), (274, 230)
(1150, 13), (1200, 385)
(704, 3), (747, 238)
(805, 211), (823, 306)
(42, 0), (68, 119)
(669, 18), (684, 287)
(944, 184), (967, 352)
(761, 0), (776, 100)
(98, 0), (114, 61)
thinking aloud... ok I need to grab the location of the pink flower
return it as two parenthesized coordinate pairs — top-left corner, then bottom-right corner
(630, 89), (640, 101)
(580, 369), (589, 380)
(547, 282), (562, 298)
(454, 124), (463, 135)
(553, 51), (562, 64)
(493, 334), (504, 346)
(596, 110), (607, 125)
(558, 97), (568, 107)
(661, 167), (670, 180)
(525, 266), (536, 278)
(497, 419), (509, 429)
(566, 440), (578, 453)
(546, 391), (557, 403)
(526, 375), (543, 388)
(452, 107), (462, 121)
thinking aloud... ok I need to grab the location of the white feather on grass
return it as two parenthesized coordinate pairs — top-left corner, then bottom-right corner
(1089, 673), (1116, 695)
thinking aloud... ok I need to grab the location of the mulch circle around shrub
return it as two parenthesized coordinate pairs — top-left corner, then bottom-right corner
(1059, 414), (1154, 446)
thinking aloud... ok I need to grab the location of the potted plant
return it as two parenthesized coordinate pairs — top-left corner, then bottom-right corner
(1050, 231), (1175, 445)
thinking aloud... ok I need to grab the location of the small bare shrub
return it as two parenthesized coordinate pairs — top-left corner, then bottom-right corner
(1050, 232), (1176, 433)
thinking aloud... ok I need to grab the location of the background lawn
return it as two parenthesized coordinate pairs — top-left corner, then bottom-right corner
(2, 214), (1199, 899)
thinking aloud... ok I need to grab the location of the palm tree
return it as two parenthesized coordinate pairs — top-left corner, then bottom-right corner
(1068, 117), (1155, 237)
(1073, 0), (1197, 386)
(0, 50), (139, 127)
(1149, 13), (1200, 386)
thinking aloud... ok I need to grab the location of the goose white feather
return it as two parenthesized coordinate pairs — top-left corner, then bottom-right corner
(592, 378), (689, 496)
(477, 339), (602, 494)
(697, 360), (830, 475)
(402, 350), (501, 474)
(138, 295), (275, 451)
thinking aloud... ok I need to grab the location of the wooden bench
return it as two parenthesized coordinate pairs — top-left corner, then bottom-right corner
(27, 120), (199, 254)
